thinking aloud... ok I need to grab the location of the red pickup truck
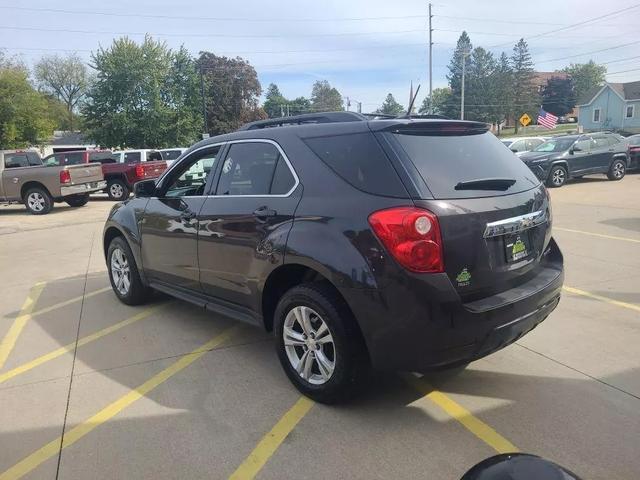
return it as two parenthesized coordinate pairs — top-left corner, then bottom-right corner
(43, 150), (167, 200)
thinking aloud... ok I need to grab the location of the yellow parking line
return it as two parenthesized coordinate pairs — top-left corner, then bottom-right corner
(555, 227), (640, 244)
(0, 326), (239, 480)
(229, 396), (314, 480)
(0, 283), (46, 370)
(29, 287), (111, 319)
(0, 304), (166, 385)
(407, 375), (519, 454)
(563, 286), (640, 313)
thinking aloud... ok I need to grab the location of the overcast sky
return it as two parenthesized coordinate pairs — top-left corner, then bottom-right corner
(1, 0), (639, 112)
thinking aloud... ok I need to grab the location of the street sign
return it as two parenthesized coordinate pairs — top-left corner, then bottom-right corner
(202, 133), (210, 139)
(519, 113), (531, 127)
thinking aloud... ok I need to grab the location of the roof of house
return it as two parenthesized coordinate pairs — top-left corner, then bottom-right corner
(579, 81), (640, 106)
(532, 71), (568, 86)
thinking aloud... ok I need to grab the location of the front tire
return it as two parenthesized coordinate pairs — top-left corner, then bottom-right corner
(23, 187), (53, 215)
(274, 283), (369, 404)
(65, 193), (89, 207)
(546, 165), (567, 188)
(607, 159), (626, 180)
(107, 236), (150, 305)
(107, 179), (130, 201)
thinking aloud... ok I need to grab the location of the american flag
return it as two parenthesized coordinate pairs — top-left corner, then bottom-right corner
(537, 108), (558, 129)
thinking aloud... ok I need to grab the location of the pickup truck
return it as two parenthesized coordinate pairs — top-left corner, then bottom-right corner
(1, 150), (106, 214)
(43, 150), (167, 201)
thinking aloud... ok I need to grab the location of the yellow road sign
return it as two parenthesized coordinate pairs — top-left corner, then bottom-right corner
(519, 113), (531, 127)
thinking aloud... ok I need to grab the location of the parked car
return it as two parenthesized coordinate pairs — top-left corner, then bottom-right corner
(501, 137), (548, 155)
(43, 150), (167, 201)
(103, 112), (563, 403)
(159, 148), (187, 166)
(112, 149), (163, 164)
(1, 149), (105, 214)
(519, 132), (629, 187)
(625, 134), (640, 170)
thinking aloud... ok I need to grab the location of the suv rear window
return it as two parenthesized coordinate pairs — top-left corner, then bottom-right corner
(392, 131), (540, 199)
(303, 132), (407, 197)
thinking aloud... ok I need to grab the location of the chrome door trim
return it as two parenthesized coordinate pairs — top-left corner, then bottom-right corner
(483, 211), (547, 238)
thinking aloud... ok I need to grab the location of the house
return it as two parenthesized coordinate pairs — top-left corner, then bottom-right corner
(39, 131), (96, 157)
(578, 81), (640, 133)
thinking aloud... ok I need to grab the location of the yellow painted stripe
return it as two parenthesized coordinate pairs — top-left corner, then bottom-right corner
(0, 304), (166, 384)
(0, 283), (46, 369)
(0, 326), (239, 480)
(407, 375), (519, 454)
(563, 286), (640, 313)
(555, 227), (640, 244)
(29, 287), (111, 319)
(229, 396), (314, 480)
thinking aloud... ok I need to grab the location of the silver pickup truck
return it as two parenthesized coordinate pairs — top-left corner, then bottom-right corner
(0, 150), (106, 214)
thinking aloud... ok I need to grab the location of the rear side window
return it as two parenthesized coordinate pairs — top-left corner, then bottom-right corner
(89, 152), (115, 163)
(161, 150), (183, 160)
(124, 152), (141, 164)
(147, 151), (162, 161)
(303, 132), (407, 197)
(4, 154), (29, 168)
(27, 152), (41, 166)
(63, 152), (84, 165)
(392, 131), (540, 199)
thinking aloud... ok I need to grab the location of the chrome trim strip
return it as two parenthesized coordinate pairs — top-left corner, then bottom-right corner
(483, 211), (547, 238)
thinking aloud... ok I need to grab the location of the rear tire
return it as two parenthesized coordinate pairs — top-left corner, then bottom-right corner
(546, 165), (567, 188)
(65, 193), (89, 207)
(23, 187), (53, 215)
(607, 159), (626, 181)
(107, 236), (150, 305)
(274, 283), (369, 404)
(107, 179), (130, 201)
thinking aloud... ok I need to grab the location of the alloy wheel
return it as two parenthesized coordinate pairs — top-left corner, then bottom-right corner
(552, 168), (565, 186)
(110, 183), (124, 199)
(27, 192), (45, 212)
(110, 248), (131, 295)
(283, 306), (336, 385)
(613, 162), (625, 178)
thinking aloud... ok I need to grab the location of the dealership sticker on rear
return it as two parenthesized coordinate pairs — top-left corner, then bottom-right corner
(456, 268), (472, 287)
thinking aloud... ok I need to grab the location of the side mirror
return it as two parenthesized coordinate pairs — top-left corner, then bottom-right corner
(570, 146), (581, 153)
(134, 179), (157, 198)
(510, 148), (519, 153)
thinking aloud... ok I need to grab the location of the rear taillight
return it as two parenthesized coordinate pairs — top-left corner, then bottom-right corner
(135, 165), (145, 178)
(368, 207), (444, 273)
(59, 170), (71, 184)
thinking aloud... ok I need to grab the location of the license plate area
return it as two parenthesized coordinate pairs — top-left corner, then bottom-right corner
(504, 232), (532, 263)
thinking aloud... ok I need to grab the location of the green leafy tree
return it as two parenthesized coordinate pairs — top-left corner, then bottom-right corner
(34, 53), (88, 131)
(493, 52), (514, 131)
(541, 77), (576, 116)
(562, 60), (606, 103)
(263, 83), (288, 118)
(310, 80), (343, 111)
(419, 87), (452, 115)
(197, 52), (266, 134)
(376, 93), (404, 115)
(83, 36), (201, 148)
(288, 96), (311, 116)
(511, 38), (538, 133)
(443, 31), (473, 119)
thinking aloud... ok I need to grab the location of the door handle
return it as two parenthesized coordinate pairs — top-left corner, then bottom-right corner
(180, 210), (196, 221)
(253, 206), (277, 218)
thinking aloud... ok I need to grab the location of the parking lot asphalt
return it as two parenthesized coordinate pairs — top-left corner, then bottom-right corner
(1, 178), (639, 480)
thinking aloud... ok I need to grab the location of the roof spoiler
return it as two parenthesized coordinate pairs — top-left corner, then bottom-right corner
(378, 120), (490, 136)
(239, 111), (368, 130)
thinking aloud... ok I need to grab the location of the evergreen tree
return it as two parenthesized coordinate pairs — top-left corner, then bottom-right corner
(375, 93), (404, 115)
(310, 80), (344, 111)
(541, 77), (576, 116)
(443, 32), (472, 119)
(493, 52), (514, 130)
(511, 38), (538, 133)
(263, 83), (288, 118)
(464, 47), (497, 123)
(419, 87), (452, 115)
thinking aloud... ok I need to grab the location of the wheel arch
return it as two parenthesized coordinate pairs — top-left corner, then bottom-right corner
(20, 181), (51, 200)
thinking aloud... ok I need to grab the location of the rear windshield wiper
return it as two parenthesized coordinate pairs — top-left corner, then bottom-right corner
(454, 178), (517, 191)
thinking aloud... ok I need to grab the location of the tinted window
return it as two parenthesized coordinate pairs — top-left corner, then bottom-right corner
(392, 131), (540, 199)
(534, 138), (576, 152)
(165, 147), (220, 198)
(27, 152), (42, 166)
(124, 152), (141, 164)
(63, 152), (84, 165)
(161, 150), (183, 160)
(303, 132), (407, 197)
(147, 151), (162, 161)
(89, 151), (114, 163)
(574, 138), (591, 152)
(270, 157), (296, 194)
(216, 142), (281, 196)
(4, 154), (29, 168)
(527, 139), (544, 150)
(605, 136), (620, 146)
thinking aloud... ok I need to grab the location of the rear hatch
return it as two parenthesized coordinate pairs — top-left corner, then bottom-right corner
(384, 122), (552, 301)
(66, 164), (104, 184)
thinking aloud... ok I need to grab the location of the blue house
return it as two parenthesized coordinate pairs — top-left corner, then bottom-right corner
(578, 81), (640, 133)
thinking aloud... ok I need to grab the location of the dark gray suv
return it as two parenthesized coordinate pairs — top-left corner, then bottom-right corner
(519, 132), (629, 187)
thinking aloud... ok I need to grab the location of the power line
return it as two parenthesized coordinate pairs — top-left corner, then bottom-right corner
(434, 28), (619, 40)
(606, 67), (640, 75)
(433, 14), (633, 27)
(535, 40), (640, 64)
(600, 54), (640, 65)
(0, 5), (429, 23)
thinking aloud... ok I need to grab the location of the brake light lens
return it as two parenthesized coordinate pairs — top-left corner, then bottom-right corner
(59, 170), (71, 184)
(135, 164), (145, 178)
(368, 207), (444, 273)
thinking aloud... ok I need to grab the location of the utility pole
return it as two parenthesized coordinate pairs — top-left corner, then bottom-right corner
(460, 51), (470, 120)
(428, 3), (433, 112)
(357, 102), (362, 113)
(199, 63), (208, 136)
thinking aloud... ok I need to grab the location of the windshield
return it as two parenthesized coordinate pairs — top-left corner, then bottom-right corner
(502, 140), (513, 147)
(533, 138), (576, 152)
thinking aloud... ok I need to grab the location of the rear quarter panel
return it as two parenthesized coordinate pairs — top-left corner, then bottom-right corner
(1, 165), (61, 200)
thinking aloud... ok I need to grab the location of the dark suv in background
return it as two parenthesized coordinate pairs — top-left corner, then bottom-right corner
(103, 112), (563, 403)
(519, 132), (629, 187)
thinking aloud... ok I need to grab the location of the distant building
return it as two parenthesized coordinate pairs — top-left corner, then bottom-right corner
(578, 81), (640, 133)
(40, 131), (95, 157)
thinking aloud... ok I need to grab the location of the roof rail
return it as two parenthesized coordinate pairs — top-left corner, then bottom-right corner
(239, 111), (367, 130)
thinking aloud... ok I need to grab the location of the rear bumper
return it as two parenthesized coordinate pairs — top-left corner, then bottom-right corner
(61, 180), (107, 196)
(344, 239), (564, 372)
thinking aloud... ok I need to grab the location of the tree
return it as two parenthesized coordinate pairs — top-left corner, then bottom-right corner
(464, 47), (497, 123)
(310, 80), (343, 111)
(443, 32), (473, 119)
(263, 83), (288, 118)
(376, 93), (404, 115)
(541, 77), (576, 116)
(419, 87), (452, 115)
(511, 38), (538, 133)
(493, 52), (514, 130)
(83, 36), (201, 148)
(197, 51), (266, 134)
(34, 53), (88, 130)
(562, 60), (606, 103)
(288, 96), (311, 116)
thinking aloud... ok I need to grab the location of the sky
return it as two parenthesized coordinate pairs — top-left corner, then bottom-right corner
(1, 0), (639, 112)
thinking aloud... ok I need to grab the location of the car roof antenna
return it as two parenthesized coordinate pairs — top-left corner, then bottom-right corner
(402, 84), (421, 119)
